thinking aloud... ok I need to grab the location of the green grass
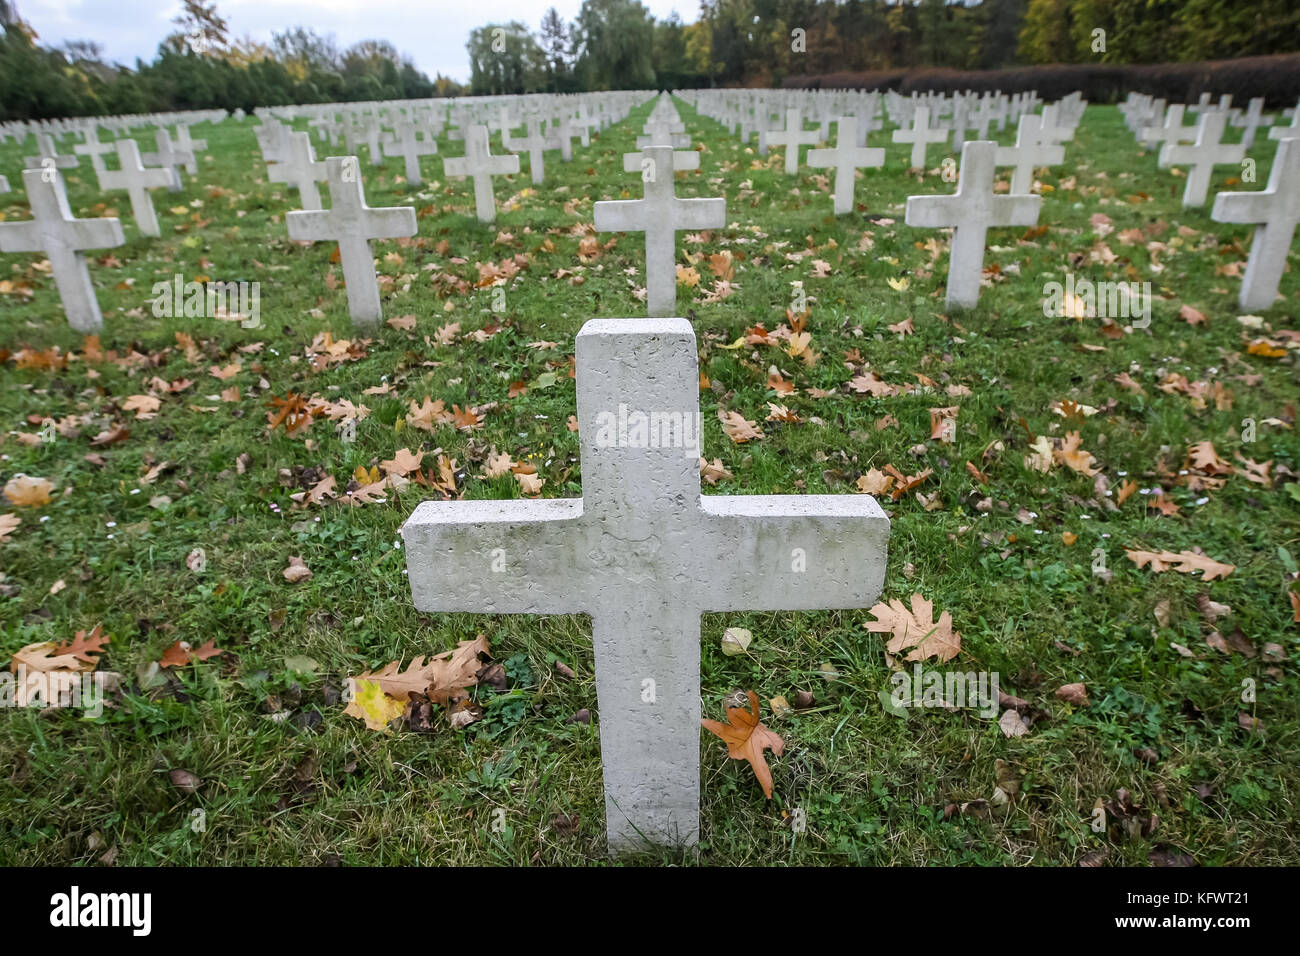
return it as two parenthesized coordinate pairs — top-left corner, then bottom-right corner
(0, 98), (1297, 866)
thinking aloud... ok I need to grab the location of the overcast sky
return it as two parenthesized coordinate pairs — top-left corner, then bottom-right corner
(21, 0), (697, 83)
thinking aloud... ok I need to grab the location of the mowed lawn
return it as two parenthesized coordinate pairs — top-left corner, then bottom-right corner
(0, 96), (1297, 866)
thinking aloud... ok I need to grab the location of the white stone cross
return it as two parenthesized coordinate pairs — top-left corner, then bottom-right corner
(1211, 138), (1300, 312)
(766, 108), (821, 175)
(173, 124), (206, 174)
(24, 132), (79, 172)
(1228, 97), (1270, 151)
(624, 122), (697, 172)
(140, 128), (191, 192)
(443, 124), (520, 224)
(269, 131), (328, 211)
(994, 114), (1065, 194)
(285, 156), (416, 327)
(0, 168), (124, 331)
(0, 175), (8, 193)
(74, 125), (117, 175)
(506, 118), (549, 185)
(385, 120), (438, 186)
(594, 145), (725, 317)
(1141, 104), (1196, 149)
(400, 316), (890, 853)
(1269, 100), (1300, 143)
(892, 106), (950, 169)
(1159, 111), (1245, 207)
(906, 140), (1042, 309)
(97, 139), (174, 237)
(546, 113), (577, 162)
(807, 115), (884, 214)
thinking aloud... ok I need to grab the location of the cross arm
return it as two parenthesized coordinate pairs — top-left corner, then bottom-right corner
(698, 494), (889, 612)
(401, 497), (587, 614)
(1211, 189), (1273, 224)
(672, 196), (726, 230)
(990, 194), (1042, 226)
(905, 195), (957, 228)
(593, 198), (646, 232)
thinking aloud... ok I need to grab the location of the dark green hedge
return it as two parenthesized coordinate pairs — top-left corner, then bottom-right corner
(781, 53), (1300, 108)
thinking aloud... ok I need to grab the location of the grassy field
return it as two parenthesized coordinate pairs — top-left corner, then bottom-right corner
(0, 96), (1296, 866)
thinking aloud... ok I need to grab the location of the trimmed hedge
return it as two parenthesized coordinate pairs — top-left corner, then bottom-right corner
(781, 53), (1300, 108)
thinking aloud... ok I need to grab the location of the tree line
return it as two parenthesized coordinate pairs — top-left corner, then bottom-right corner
(0, 0), (463, 122)
(2, 0), (1295, 121)
(472, 0), (1298, 93)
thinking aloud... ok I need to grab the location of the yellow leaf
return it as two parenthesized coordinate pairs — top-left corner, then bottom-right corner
(344, 678), (406, 731)
(886, 276), (910, 291)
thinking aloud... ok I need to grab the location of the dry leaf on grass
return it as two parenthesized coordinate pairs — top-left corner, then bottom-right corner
(864, 593), (962, 662)
(701, 690), (785, 799)
(1125, 548), (1234, 581)
(4, 475), (53, 508)
(283, 555), (313, 583)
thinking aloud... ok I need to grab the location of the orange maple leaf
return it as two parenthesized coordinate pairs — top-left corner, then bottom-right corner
(701, 690), (785, 799)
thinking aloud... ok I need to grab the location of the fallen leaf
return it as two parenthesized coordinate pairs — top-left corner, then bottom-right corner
(701, 690), (785, 799)
(865, 593), (961, 662)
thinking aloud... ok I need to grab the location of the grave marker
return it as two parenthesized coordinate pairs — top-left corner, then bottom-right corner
(0, 169), (124, 331)
(268, 131), (328, 211)
(443, 124), (520, 224)
(97, 139), (174, 237)
(806, 115), (884, 214)
(286, 156), (416, 327)
(905, 140), (1041, 309)
(594, 145), (725, 317)
(401, 317), (890, 853)
(1211, 139), (1300, 311)
(1159, 111), (1245, 207)
(892, 106), (950, 169)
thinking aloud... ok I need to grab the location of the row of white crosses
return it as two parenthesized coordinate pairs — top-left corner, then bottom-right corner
(401, 99), (885, 853)
(1122, 91), (1299, 310)
(599, 95), (725, 317)
(0, 118), (214, 328)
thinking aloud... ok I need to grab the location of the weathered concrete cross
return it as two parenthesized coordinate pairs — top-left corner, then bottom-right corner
(807, 115), (884, 214)
(24, 132), (80, 172)
(892, 106), (950, 169)
(594, 145), (725, 317)
(97, 139), (174, 237)
(285, 157), (416, 328)
(140, 128), (191, 192)
(905, 140), (1042, 310)
(0, 169), (124, 331)
(269, 131), (328, 211)
(401, 317), (890, 853)
(1141, 104), (1196, 149)
(385, 120), (439, 186)
(1159, 111), (1245, 207)
(1212, 138), (1300, 312)
(994, 113), (1065, 194)
(505, 118), (549, 185)
(74, 125), (117, 175)
(443, 124), (520, 224)
(766, 108), (821, 175)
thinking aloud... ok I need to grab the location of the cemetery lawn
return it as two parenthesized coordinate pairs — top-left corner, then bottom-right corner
(1, 98), (1298, 867)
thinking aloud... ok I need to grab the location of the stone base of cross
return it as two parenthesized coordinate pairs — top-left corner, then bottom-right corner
(402, 318), (890, 853)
